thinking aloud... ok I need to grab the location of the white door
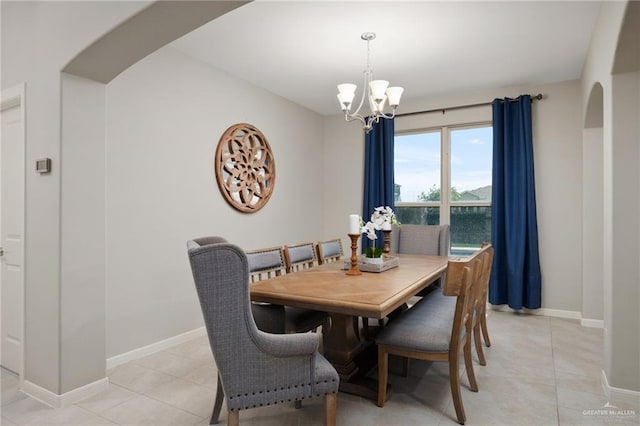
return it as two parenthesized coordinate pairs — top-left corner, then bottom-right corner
(1, 85), (25, 375)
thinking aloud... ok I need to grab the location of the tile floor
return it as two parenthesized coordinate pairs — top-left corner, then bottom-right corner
(1, 311), (639, 425)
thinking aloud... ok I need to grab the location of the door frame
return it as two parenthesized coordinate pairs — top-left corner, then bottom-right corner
(1, 83), (26, 383)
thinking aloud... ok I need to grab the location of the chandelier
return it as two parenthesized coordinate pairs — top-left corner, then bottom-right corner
(336, 32), (404, 133)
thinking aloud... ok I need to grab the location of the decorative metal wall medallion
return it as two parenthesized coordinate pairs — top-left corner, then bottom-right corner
(215, 123), (276, 213)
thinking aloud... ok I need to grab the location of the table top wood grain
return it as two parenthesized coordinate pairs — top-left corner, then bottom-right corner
(250, 254), (449, 319)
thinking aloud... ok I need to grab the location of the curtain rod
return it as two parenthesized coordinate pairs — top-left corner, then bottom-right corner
(396, 93), (544, 118)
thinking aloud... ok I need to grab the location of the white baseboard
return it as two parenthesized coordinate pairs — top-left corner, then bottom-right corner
(601, 370), (640, 408)
(106, 326), (206, 370)
(535, 308), (582, 320)
(489, 304), (603, 328)
(490, 304), (580, 318)
(21, 377), (109, 408)
(581, 318), (604, 328)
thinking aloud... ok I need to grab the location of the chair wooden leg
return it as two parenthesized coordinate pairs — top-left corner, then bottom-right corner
(324, 393), (337, 426)
(480, 311), (491, 347)
(449, 353), (466, 425)
(401, 358), (410, 377)
(464, 340), (478, 392)
(210, 373), (224, 424)
(294, 400), (302, 409)
(473, 322), (487, 366)
(376, 346), (389, 407)
(227, 411), (239, 426)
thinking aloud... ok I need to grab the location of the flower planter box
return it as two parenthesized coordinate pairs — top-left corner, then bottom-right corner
(343, 255), (399, 273)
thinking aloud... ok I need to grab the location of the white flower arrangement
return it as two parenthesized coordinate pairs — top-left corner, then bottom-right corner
(361, 206), (398, 258)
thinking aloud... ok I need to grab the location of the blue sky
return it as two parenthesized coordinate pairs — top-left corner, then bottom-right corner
(394, 126), (493, 202)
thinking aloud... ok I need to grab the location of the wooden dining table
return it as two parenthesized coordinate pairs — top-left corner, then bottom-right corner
(250, 253), (449, 399)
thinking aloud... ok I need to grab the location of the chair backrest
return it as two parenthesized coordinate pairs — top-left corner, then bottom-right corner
(284, 241), (317, 272)
(316, 238), (343, 265)
(442, 244), (489, 297)
(474, 242), (494, 311)
(390, 224), (450, 256)
(187, 238), (263, 397)
(443, 254), (482, 349)
(246, 246), (286, 282)
(192, 235), (229, 246)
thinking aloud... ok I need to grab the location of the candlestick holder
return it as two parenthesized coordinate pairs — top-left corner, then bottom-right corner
(346, 233), (362, 275)
(382, 229), (392, 254)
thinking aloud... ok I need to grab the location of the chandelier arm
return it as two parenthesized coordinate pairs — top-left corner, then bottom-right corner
(344, 112), (367, 126)
(364, 115), (377, 133)
(349, 68), (370, 118)
(377, 110), (398, 120)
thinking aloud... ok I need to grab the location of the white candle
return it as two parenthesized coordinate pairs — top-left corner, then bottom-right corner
(349, 214), (360, 234)
(382, 221), (391, 231)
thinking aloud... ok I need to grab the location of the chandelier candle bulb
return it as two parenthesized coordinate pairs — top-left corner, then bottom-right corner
(337, 84), (356, 110)
(386, 87), (404, 107)
(349, 214), (360, 235)
(369, 80), (389, 102)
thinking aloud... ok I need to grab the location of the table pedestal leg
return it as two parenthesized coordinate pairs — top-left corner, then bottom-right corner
(323, 313), (385, 400)
(323, 313), (365, 380)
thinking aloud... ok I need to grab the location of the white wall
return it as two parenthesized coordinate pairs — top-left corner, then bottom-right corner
(581, 127), (604, 322)
(324, 80), (584, 314)
(533, 82), (584, 313)
(1, 0), (149, 394)
(105, 46), (325, 357)
(609, 70), (639, 391)
(581, 0), (640, 394)
(321, 116), (365, 252)
(60, 74), (107, 392)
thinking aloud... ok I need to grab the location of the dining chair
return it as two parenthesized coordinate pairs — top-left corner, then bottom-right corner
(246, 245), (329, 336)
(390, 223), (450, 269)
(315, 238), (362, 337)
(361, 224), (452, 336)
(283, 242), (331, 337)
(187, 237), (339, 426)
(389, 223), (450, 256)
(472, 242), (494, 366)
(246, 245), (287, 282)
(375, 253), (482, 425)
(316, 238), (343, 265)
(284, 241), (318, 272)
(245, 246), (288, 334)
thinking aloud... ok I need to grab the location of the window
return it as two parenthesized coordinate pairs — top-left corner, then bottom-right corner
(394, 123), (492, 255)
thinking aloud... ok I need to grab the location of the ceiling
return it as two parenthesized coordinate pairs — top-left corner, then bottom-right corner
(170, 1), (602, 116)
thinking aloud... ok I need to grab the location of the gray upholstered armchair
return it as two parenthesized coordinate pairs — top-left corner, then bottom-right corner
(187, 237), (339, 426)
(389, 224), (450, 257)
(391, 223), (450, 293)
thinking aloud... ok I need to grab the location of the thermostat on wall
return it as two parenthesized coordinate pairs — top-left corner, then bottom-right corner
(35, 158), (51, 174)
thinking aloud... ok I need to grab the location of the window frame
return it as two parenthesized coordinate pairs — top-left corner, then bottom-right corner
(394, 120), (493, 227)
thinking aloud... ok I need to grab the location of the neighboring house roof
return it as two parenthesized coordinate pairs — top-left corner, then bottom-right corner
(460, 185), (492, 201)
(460, 192), (481, 201)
